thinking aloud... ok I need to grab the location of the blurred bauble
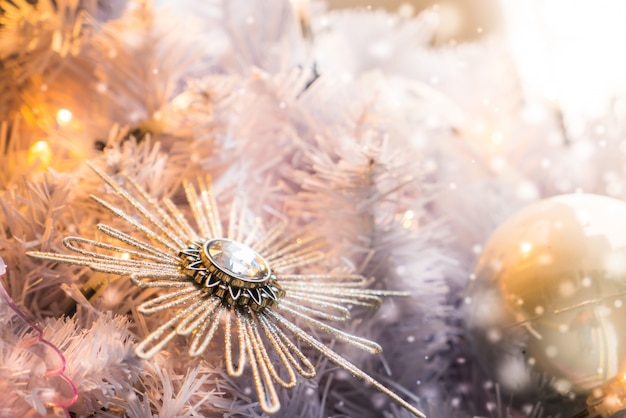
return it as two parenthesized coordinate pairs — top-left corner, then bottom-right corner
(465, 193), (626, 401)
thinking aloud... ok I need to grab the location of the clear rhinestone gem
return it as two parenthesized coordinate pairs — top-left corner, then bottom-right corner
(206, 239), (269, 282)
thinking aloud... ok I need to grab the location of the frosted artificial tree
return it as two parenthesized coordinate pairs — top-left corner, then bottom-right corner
(2, 1), (625, 417)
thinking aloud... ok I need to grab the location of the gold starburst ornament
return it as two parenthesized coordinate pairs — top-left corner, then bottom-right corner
(28, 164), (425, 417)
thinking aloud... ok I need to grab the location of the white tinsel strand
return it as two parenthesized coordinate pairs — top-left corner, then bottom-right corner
(43, 314), (141, 416)
(0, 172), (76, 312)
(312, 8), (440, 80)
(81, 1), (209, 142)
(128, 365), (214, 417)
(0, 119), (39, 188)
(176, 71), (310, 179)
(172, 0), (307, 75)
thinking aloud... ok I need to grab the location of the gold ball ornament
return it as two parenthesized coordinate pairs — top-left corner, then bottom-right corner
(465, 193), (626, 416)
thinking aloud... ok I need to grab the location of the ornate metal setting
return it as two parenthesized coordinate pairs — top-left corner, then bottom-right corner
(180, 239), (284, 310)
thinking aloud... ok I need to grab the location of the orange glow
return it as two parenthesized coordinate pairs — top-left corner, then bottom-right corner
(56, 108), (73, 126)
(27, 140), (52, 170)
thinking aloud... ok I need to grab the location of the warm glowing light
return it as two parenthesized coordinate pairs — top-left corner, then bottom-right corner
(120, 253), (131, 260)
(501, 0), (626, 117)
(519, 241), (532, 254)
(27, 141), (52, 170)
(432, 2), (464, 41)
(56, 108), (73, 126)
(402, 210), (415, 229)
(490, 131), (504, 145)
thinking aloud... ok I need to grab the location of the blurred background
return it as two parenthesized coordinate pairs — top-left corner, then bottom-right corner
(327, 0), (503, 43)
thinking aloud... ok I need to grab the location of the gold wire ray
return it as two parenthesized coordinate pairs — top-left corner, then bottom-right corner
(271, 251), (325, 272)
(62, 236), (179, 266)
(242, 214), (262, 248)
(227, 196), (249, 242)
(88, 163), (186, 250)
(247, 313), (297, 389)
(244, 316), (296, 389)
(162, 198), (199, 241)
(227, 197), (239, 241)
(280, 282), (374, 294)
(135, 301), (203, 359)
(279, 277), (404, 304)
(26, 249), (180, 277)
(280, 280), (411, 298)
(235, 197), (249, 243)
(176, 298), (221, 336)
(89, 264), (177, 276)
(239, 310), (281, 415)
(283, 290), (381, 309)
(266, 310), (426, 418)
(97, 224), (179, 262)
(122, 174), (188, 248)
(91, 194), (181, 253)
(150, 296), (206, 328)
(279, 297), (351, 322)
(311, 288), (410, 301)
(263, 232), (321, 263)
(197, 175), (223, 238)
(225, 309), (247, 377)
(130, 274), (194, 288)
(59, 253), (177, 275)
(137, 287), (203, 315)
(257, 230), (308, 259)
(184, 180), (212, 239)
(277, 273), (369, 287)
(250, 220), (288, 253)
(189, 306), (224, 357)
(276, 303), (382, 354)
(345, 289), (412, 297)
(25, 250), (107, 268)
(267, 243), (326, 269)
(257, 312), (316, 379)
